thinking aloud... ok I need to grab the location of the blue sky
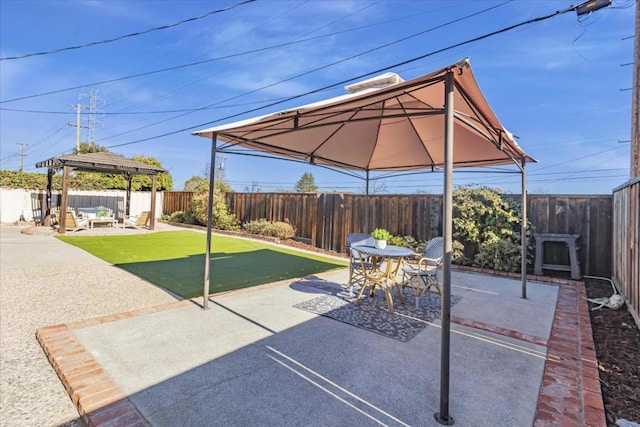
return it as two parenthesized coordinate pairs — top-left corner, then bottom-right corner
(0, 0), (635, 194)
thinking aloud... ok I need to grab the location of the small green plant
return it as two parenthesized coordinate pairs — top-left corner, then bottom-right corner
(371, 228), (391, 241)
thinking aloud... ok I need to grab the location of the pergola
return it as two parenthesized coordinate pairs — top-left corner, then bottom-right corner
(193, 58), (535, 424)
(35, 151), (165, 233)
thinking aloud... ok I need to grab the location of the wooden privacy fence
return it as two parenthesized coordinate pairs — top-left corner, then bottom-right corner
(163, 191), (613, 277)
(612, 177), (639, 326)
(162, 191), (193, 215)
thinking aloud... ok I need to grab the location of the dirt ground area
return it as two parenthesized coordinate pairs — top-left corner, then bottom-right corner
(585, 278), (640, 426)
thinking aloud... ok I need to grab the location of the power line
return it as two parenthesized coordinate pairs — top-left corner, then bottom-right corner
(0, 0), (256, 61)
(106, 0), (592, 149)
(97, 2), (511, 144)
(0, 1), (507, 104)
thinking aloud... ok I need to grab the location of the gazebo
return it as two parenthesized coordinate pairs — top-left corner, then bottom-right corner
(193, 58), (535, 424)
(35, 152), (165, 233)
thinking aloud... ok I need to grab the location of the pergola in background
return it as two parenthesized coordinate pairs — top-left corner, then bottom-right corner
(35, 152), (165, 233)
(194, 58), (536, 424)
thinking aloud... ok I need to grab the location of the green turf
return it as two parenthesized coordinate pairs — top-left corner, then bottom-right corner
(57, 230), (347, 299)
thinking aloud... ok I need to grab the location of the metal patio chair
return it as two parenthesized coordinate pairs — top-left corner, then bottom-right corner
(401, 236), (444, 308)
(346, 233), (375, 297)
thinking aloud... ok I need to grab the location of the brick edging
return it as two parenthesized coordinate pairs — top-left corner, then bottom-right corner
(35, 300), (190, 427)
(533, 280), (606, 426)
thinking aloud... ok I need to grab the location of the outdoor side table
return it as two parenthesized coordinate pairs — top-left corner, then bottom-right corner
(533, 233), (581, 280)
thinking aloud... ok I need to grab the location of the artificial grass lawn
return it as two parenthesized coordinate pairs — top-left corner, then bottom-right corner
(57, 230), (347, 299)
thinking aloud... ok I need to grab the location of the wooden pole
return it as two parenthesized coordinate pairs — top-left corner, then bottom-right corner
(58, 166), (70, 234)
(150, 175), (157, 230)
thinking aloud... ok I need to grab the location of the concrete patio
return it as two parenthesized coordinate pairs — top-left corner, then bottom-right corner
(0, 224), (605, 426)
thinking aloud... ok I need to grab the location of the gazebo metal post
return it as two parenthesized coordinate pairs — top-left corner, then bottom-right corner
(203, 133), (218, 310)
(364, 170), (370, 233)
(58, 166), (71, 234)
(149, 175), (157, 230)
(435, 69), (455, 426)
(521, 159), (527, 299)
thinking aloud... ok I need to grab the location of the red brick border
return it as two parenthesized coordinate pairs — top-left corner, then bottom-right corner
(36, 300), (191, 427)
(533, 280), (606, 427)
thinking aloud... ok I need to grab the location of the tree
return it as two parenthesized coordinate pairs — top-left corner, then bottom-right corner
(360, 181), (387, 194)
(294, 172), (318, 193)
(184, 176), (207, 191)
(129, 155), (173, 191)
(75, 142), (107, 154)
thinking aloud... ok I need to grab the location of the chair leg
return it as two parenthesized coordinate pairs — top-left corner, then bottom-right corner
(384, 286), (394, 314)
(355, 282), (369, 305)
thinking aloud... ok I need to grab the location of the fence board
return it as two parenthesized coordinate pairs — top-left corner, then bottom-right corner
(612, 178), (640, 328)
(163, 191), (613, 276)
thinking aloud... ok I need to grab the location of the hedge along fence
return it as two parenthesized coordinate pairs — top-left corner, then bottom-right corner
(162, 191), (613, 277)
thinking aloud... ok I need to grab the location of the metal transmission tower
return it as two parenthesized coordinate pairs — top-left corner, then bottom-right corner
(80, 89), (105, 145)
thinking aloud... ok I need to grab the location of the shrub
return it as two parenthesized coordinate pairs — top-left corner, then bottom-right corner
(452, 185), (533, 272)
(388, 235), (418, 249)
(272, 221), (295, 239)
(188, 181), (240, 230)
(243, 219), (295, 240)
(243, 219), (272, 235)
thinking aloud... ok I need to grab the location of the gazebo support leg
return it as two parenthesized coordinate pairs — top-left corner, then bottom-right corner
(435, 69), (455, 426)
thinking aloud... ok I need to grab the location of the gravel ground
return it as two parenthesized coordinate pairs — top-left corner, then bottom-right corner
(0, 225), (180, 427)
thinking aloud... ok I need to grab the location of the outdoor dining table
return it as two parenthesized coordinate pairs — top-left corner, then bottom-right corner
(350, 244), (414, 314)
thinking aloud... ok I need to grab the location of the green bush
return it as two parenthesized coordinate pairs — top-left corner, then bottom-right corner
(243, 219), (272, 235)
(272, 221), (295, 239)
(388, 235), (418, 249)
(169, 211), (190, 223)
(243, 219), (295, 240)
(188, 181), (240, 230)
(452, 185), (533, 272)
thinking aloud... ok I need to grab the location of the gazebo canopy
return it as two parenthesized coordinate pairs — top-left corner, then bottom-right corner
(36, 152), (166, 175)
(193, 58), (535, 173)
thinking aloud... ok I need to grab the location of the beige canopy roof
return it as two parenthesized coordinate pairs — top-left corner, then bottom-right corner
(192, 58), (535, 172)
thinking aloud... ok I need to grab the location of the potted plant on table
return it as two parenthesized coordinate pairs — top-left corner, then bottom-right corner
(371, 228), (392, 249)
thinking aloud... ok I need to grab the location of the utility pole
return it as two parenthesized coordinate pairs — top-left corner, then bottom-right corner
(68, 103), (87, 153)
(16, 143), (27, 172)
(215, 155), (225, 182)
(631, 1), (639, 177)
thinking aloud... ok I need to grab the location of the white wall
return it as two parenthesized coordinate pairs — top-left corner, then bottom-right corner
(0, 188), (164, 223)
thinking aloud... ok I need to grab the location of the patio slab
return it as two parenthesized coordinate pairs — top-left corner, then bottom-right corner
(35, 265), (604, 427)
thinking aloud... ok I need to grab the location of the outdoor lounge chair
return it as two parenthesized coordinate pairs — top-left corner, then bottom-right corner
(401, 236), (444, 308)
(346, 233), (375, 297)
(64, 210), (88, 232)
(123, 211), (150, 229)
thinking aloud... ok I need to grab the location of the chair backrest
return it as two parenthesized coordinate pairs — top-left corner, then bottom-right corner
(136, 211), (150, 227)
(423, 236), (444, 265)
(346, 233), (374, 248)
(346, 233), (375, 260)
(64, 211), (80, 230)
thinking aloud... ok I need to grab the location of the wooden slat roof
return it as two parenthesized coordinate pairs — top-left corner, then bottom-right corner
(36, 152), (165, 175)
